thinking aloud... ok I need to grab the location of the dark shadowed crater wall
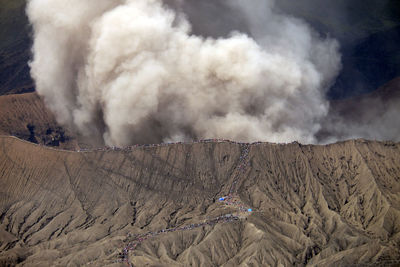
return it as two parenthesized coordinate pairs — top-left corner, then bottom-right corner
(0, 0), (33, 95)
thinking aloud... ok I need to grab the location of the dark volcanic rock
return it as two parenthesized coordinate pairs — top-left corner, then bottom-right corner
(0, 92), (77, 149)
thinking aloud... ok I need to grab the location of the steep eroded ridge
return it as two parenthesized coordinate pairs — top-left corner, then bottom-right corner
(0, 136), (399, 266)
(118, 143), (252, 266)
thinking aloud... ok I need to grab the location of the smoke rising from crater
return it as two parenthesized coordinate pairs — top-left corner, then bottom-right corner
(27, 0), (341, 146)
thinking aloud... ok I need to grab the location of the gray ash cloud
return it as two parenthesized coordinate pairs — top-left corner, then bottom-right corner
(27, 0), (348, 145)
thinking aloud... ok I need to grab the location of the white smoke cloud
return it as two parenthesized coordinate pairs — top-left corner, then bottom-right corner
(27, 0), (341, 146)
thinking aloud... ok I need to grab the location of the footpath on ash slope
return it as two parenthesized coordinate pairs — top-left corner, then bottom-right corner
(0, 136), (400, 266)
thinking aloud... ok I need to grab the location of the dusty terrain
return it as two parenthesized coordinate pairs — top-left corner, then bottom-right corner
(0, 136), (399, 266)
(0, 93), (77, 149)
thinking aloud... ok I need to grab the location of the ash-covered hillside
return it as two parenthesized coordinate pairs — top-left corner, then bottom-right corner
(0, 93), (77, 149)
(0, 136), (399, 266)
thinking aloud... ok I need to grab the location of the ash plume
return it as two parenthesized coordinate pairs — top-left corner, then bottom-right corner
(27, 0), (342, 146)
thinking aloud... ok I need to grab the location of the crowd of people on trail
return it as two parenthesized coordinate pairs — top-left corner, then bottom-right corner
(117, 214), (240, 266)
(229, 144), (250, 194)
(117, 143), (254, 267)
(75, 139), (266, 153)
(218, 144), (253, 213)
(218, 195), (253, 213)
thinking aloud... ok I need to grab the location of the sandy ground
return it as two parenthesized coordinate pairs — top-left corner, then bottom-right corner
(0, 93), (77, 149)
(0, 136), (399, 266)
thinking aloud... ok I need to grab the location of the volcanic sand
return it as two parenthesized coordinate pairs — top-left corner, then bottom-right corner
(0, 136), (400, 266)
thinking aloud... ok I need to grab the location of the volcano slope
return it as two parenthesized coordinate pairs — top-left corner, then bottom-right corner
(0, 93), (77, 149)
(0, 136), (400, 266)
